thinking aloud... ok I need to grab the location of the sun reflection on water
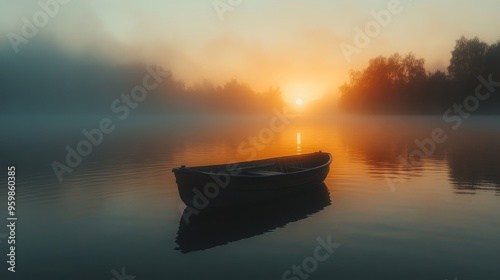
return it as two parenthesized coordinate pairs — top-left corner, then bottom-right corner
(297, 132), (301, 154)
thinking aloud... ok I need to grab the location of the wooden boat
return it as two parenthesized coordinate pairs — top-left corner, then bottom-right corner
(172, 151), (332, 208)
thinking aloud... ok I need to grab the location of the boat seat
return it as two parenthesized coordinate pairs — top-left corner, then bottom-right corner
(288, 166), (308, 170)
(235, 163), (275, 171)
(247, 170), (284, 176)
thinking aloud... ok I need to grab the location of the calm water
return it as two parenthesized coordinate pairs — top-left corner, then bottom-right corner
(1, 115), (499, 280)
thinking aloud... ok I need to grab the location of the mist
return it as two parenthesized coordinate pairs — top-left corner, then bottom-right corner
(2, 1), (500, 117)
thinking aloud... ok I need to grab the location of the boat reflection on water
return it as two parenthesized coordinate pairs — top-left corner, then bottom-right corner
(175, 183), (331, 253)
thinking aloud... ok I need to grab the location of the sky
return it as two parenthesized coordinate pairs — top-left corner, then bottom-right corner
(1, 0), (500, 104)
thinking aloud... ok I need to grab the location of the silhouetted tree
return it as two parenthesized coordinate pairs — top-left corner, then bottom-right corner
(421, 70), (453, 112)
(339, 53), (426, 114)
(448, 36), (488, 83)
(485, 39), (500, 79)
(339, 35), (500, 115)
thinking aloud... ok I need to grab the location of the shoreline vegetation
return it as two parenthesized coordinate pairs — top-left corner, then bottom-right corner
(1, 36), (499, 116)
(338, 36), (500, 115)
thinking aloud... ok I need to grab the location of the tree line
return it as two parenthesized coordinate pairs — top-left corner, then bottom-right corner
(338, 36), (500, 114)
(0, 39), (285, 116)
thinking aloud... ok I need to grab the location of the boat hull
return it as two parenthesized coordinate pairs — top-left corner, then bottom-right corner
(172, 152), (332, 208)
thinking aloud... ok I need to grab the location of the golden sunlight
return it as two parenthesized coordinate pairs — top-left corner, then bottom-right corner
(283, 83), (325, 106)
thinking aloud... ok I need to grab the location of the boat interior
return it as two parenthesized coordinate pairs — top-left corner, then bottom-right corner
(186, 152), (331, 176)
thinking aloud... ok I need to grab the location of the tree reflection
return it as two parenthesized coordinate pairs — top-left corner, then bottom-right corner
(336, 117), (500, 195)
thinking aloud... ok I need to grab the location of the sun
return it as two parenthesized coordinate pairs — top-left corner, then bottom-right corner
(295, 98), (303, 105)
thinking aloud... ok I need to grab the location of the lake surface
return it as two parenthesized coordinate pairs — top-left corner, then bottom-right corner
(1, 115), (499, 280)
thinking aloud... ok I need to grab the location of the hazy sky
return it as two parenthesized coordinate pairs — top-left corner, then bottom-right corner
(1, 0), (500, 103)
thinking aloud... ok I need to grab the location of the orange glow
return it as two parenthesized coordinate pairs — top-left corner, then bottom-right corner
(282, 83), (326, 105)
